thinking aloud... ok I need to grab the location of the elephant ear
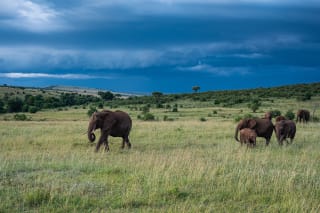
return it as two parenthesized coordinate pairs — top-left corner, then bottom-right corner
(100, 111), (116, 130)
(248, 119), (257, 129)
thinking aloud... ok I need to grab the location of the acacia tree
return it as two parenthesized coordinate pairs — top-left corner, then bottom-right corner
(247, 98), (261, 113)
(98, 91), (114, 101)
(192, 86), (200, 93)
(152, 91), (163, 108)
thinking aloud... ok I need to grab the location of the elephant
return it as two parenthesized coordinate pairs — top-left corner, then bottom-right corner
(87, 110), (132, 152)
(275, 115), (286, 122)
(235, 118), (274, 145)
(264, 111), (272, 120)
(239, 128), (257, 148)
(274, 120), (296, 145)
(296, 109), (310, 123)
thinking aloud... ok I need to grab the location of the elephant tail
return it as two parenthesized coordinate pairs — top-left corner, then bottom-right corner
(234, 127), (240, 142)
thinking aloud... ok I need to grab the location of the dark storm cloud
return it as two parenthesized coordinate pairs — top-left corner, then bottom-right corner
(0, 0), (319, 92)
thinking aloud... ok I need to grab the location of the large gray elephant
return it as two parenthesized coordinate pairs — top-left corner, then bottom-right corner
(274, 120), (296, 145)
(296, 109), (310, 123)
(87, 110), (132, 152)
(235, 118), (274, 145)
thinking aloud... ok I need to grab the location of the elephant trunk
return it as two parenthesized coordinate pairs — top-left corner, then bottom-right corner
(234, 125), (240, 142)
(87, 120), (96, 143)
(88, 132), (96, 142)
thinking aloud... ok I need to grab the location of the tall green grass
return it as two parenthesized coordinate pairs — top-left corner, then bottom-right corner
(1, 103), (320, 212)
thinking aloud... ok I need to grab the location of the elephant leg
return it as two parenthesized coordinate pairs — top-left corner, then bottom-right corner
(265, 137), (271, 146)
(104, 134), (111, 152)
(125, 137), (131, 149)
(285, 138), (289, 145)
(95, 133), (108, 152)
(278, 140), (283, 146)
(121, 137), (125, 149)
(104, 141), (110, 152)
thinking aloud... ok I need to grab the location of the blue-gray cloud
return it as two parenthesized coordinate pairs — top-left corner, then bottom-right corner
(0, 0), (319, 92)
(0, 72), (110, 79)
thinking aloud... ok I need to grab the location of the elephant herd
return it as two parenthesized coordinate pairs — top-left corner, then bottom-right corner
(87, 109), (311, 152)
(235, 109), (310, 148)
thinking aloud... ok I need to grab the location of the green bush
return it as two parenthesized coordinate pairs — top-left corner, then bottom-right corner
(144, 113), (155, 121)
(285, 110), (295, 120)
(270, 110), (281, 117)
(234, 113), (253, 122)
(163, 115), (174, 121)
(87, 106), (97, 117)
(247, 98), (261, 113)
(172, 104), (178, 112)
(200, 117), (207, 122)
(14, 114), (28, 121)
(138, 113), (155, 121)
(141, 105), (150, 114)
(312, 116), (319, 122)
(28, 106), (39, 113)
(98, 102), (104, 109)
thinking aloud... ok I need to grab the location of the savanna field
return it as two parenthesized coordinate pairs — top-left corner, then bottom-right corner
(1, 86), (320, 212)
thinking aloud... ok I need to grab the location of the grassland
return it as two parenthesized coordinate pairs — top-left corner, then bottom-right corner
(1, 96), (320, 212)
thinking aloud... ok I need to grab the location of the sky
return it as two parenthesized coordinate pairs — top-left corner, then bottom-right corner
(0, 0), (320, 94)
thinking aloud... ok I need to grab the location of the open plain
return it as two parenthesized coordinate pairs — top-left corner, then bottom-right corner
(1, 96), (320, 212)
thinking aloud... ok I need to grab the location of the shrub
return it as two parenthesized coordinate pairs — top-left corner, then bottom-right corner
(22, 105), (29, 112)
(87, 106), (97, 117)
(247, 98), (261, 113)
(285, 110), (295, 120)
(14, 114), (28, 121)
(163, 115), (174, 121)
(156, 103), (164, 108)
(270, 110), (281, 117)
(234, 113), (253, 122)
(141, 105), (150, 114)
(297, 92), (312, 101)
(138, 113), (155, 121)
(200, 117), (207, 122)
(144, 113), (155, 121)
(7, 97), (24, 113)
(28, 106), (38, 113)
(98, 102), (104, 109)
(312, 116), (319, 122)
(172, 104), (178, 112)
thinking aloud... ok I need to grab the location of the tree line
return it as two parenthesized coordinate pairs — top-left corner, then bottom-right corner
(110, 83), (320, 108)
(1, 82), (319, 114)
(0, 93), (101, 113)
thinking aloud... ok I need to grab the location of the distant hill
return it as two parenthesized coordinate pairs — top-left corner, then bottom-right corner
(0, 82), (319, 114)
(45, 85), (142, 98)
(0, 85), (141, 99)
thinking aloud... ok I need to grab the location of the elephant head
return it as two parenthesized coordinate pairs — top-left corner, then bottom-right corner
(274, 120), (296, 145)
(87, 112), (100, 142)
(235, 119), (257, 142)
(264, 112), (272, 120)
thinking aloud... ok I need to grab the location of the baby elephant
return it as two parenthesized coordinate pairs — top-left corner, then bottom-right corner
(274, 120), (296, 145)
(239, 128), (257, 148)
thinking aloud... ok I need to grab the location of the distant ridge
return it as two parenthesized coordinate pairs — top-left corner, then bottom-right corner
(45, 85), (144, 97)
